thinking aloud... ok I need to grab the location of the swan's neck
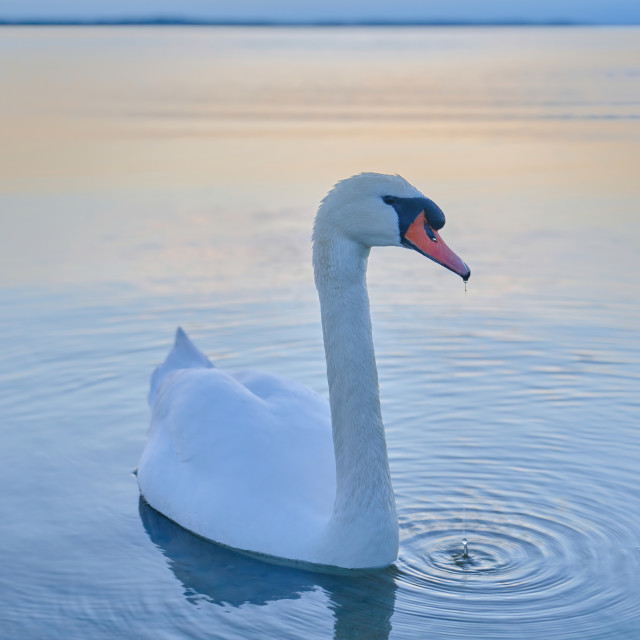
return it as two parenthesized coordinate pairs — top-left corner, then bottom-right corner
(313, 233), (398, 564)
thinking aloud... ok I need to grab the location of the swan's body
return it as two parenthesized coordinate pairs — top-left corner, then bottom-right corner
(138, 173), (469, 569)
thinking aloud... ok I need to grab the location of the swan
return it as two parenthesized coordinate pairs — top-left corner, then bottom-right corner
(138, 172), (470, 570)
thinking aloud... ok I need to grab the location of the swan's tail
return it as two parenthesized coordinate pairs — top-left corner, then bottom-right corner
(148, 327), (214, 407)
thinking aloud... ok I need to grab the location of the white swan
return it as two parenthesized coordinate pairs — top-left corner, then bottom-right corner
(138, 173), (470, 570)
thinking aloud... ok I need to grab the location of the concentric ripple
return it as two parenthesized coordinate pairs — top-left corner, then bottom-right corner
(394, 494), (640, 633)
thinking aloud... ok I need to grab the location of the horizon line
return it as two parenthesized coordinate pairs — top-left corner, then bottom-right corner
(1, 17), (638, 27)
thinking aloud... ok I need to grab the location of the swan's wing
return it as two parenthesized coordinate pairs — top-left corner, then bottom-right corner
(148, 327), (213, 407)
(139, 367), (335, 555)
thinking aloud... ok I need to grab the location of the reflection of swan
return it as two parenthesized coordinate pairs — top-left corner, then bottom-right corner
(138, 173), (470, 569)
(139, 497), (398, 640)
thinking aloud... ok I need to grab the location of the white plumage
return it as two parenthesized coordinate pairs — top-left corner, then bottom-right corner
(138, 173), (469, 569)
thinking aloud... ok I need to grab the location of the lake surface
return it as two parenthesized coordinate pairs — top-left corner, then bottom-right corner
(1, 26), (639, 639)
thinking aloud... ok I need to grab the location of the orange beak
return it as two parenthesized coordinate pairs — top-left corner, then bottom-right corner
(404, 211), (470, 281)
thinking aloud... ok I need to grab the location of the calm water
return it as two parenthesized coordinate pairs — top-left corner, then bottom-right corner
(1, 27), (639, 639)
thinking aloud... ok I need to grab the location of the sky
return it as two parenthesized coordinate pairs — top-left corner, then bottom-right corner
(1, 0), (640, 24)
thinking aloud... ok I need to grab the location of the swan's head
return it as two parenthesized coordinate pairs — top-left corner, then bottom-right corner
(314, 173), (470, 281)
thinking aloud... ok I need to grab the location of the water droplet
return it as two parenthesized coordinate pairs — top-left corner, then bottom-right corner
(462, 538), (468, 558)
(464, 281), (468, 293)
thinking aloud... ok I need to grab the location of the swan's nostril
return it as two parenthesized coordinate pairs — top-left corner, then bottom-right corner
(423, 221), (437, 242)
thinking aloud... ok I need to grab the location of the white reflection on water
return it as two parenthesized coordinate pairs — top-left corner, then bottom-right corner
(0, 26), (639, 639)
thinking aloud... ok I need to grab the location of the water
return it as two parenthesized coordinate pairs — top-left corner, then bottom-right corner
(1, 26), (639, 638)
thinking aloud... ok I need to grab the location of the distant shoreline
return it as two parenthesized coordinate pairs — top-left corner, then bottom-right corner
(0, 18), (633, 27)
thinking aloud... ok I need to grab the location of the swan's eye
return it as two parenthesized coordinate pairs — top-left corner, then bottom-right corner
(382, 195), (396, 205)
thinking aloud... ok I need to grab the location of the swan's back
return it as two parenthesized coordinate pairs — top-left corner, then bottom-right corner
(138, 329), (336, 559)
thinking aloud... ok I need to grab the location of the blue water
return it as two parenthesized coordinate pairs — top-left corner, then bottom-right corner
(1, 26), (639, 638)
